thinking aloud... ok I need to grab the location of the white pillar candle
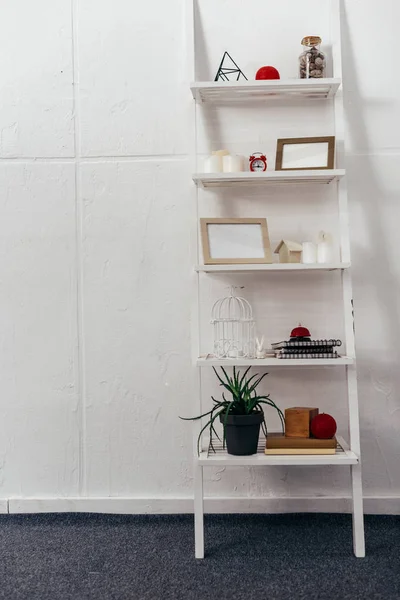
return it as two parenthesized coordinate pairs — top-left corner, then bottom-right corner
(302, 242), (317, 263)
(317, 241), (333, 263)
(204, 155), (222, 173)
(316, 231), (333, 264)
(222, 154), (243, 173)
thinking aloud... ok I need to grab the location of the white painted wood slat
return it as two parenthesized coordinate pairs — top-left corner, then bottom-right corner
(191, 78), (341, 103)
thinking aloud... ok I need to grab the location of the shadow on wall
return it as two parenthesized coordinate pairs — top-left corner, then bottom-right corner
(342, 5), (400, 466)
(193, 0), (225, 149)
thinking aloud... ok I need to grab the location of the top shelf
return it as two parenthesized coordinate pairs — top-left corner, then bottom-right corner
(190, 78), (341, 104)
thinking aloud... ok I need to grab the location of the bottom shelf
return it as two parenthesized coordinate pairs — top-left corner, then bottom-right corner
(198, 435), (358, 466)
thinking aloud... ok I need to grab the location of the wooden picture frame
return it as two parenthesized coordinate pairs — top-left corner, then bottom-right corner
(275, 136), (335, 171)
(200, 218), (272, 265)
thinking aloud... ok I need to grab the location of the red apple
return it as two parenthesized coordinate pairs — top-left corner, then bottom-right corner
(310, 413), (337, 439)
(255, 66), (280, 80)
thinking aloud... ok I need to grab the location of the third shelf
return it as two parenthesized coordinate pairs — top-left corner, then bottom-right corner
(195, 263), (350, 273)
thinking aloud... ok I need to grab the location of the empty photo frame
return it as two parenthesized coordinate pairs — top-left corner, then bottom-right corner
(275, 136), (335, 171)
(200, 218), (272, 265)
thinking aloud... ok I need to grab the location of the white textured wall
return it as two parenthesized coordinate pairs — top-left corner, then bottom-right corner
(0, 0), (399, 513)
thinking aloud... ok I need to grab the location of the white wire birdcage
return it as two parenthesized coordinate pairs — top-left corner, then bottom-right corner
(211, 287), (256, 359)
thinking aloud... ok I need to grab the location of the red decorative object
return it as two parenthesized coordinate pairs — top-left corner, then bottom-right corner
(290, 324), (311, 338)
(249, 152), (267, 172)
(310, 413), (337, 439)
(255, 66), (280, 80)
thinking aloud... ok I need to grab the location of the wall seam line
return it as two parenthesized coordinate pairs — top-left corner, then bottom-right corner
(71, 0), (87, 497)
(0, 154), (189, 163)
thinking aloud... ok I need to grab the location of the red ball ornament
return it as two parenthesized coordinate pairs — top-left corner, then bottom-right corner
(255, 66), (280, 80)
(311, 414), (337, 439)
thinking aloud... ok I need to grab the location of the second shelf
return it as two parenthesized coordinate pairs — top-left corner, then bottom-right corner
(193, 169), (345, 188)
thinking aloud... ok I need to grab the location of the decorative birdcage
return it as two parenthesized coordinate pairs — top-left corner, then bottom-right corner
(211, 287), (256, 359)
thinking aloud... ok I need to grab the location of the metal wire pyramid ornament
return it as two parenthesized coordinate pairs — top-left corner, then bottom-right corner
(214, 51), (248, 82)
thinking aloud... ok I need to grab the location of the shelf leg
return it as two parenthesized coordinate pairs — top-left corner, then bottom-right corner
(351, 463), (365, 557)
(194, 463), (204, 559)
(346, 364), (365, 557)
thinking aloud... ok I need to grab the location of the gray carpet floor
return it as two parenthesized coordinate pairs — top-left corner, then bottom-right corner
(0, 513), (398, 599)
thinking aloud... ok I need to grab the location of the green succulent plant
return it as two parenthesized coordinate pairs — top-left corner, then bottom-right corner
(180, 366), (285, 455)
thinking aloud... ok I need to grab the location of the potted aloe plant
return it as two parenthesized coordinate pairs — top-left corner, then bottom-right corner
(181, 367), (285, 456)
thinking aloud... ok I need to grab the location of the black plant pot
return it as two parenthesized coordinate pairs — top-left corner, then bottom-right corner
(220, 412), (263, 456)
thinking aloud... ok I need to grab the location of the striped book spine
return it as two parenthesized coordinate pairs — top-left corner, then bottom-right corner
(276, 352), (339, 359)
(275, 347), (335, 355)
(272, 339), (342, 349)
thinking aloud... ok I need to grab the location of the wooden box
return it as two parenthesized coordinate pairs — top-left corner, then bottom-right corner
(285, 407), (319, 438)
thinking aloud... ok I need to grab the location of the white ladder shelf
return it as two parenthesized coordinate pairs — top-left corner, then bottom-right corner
(187, 0), (365, 559)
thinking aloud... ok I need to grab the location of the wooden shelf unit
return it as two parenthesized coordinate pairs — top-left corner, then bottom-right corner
(187, 0), (364, 560)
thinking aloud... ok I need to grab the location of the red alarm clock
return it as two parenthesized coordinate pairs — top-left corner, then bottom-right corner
(249, 152), (267, 172)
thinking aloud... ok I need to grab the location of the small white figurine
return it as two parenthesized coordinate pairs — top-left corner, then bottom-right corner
(256, 336), (266, 359)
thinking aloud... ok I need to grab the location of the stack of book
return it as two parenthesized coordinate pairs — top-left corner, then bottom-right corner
(272, 338), (342, 359)
(265, 433), (337, 455)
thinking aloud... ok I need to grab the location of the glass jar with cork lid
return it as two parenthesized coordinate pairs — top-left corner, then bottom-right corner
(299, 36), (326, 79)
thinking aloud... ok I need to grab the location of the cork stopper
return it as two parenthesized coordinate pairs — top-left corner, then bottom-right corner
(301, 36), (322, 47)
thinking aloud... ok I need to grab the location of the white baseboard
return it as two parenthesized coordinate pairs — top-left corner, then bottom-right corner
(6, 496), (400, 515)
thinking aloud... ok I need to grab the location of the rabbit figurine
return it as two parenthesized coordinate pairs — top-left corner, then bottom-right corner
(256, 336), (266, 359)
